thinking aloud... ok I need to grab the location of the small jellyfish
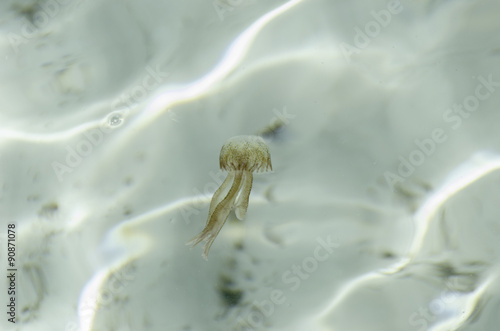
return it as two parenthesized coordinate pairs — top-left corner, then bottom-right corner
(187, 135), (272, 260)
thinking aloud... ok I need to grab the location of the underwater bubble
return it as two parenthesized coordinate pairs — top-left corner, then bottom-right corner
(108, 113), (123, 127)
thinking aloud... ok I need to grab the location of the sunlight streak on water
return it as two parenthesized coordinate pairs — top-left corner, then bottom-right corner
(136, 0), (304, 127)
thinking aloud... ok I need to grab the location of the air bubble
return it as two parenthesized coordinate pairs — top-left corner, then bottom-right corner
(108, 114), (123, 127)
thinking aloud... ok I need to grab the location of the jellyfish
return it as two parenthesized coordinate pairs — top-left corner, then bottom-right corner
(187, 135), (272, 260)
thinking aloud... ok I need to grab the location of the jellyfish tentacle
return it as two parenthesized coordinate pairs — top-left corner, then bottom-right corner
(187, 170), (243, 259)
(207, 171), (234, 221)
(235, 171), (253, 220)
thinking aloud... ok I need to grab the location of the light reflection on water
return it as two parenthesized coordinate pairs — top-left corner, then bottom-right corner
(1, 0), (500, 330)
